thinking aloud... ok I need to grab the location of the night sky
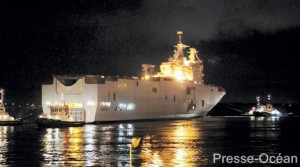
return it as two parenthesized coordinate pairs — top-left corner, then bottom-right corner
(0, 0), (299, 104)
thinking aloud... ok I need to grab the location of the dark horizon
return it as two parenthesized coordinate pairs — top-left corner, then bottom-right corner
(0, 0), (299, 105)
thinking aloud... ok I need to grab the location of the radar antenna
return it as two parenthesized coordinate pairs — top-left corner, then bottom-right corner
(172, 31), (189, 61)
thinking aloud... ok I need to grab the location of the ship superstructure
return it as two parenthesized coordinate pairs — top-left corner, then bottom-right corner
(0, 89), (23, 125)
(41, 31), (225, 123)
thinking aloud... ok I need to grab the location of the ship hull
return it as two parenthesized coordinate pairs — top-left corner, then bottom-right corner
(35, 118), (85, 128)
(0, 120), (23, 126)
(94, 113), (200, 123)
(42, 76), (225, 123)
(253, 112), (271, 116)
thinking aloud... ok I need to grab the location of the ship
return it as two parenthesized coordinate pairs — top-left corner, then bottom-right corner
(0, 89), (23, 126)
(41, 31), (226, 123)
(248, 104), (282, 116)
(248, 95), (282, 116)
(36, 105), (85, 128)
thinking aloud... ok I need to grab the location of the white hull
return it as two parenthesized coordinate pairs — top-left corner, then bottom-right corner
(42, 77), (225, 123)
(41, 32), (225, 123)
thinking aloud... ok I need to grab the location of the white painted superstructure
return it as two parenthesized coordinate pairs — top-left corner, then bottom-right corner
(0, 89), (15, 121)
(1, 89), (23, 125)
(42, 32), (225, 123)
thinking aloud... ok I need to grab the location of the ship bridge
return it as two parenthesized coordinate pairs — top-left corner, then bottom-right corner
(142, 31), (204, 84)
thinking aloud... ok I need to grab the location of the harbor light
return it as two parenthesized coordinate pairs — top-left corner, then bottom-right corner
(130, 137), (142, 167)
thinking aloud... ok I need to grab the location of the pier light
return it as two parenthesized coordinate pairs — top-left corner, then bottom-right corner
(129, 137), (141, 167)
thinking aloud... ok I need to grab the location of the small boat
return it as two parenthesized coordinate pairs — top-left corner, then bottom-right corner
(35, 105), (85, 128)
(0, 89), (23, 126)
(248, 104), (282, 116)
(247, 95), (282, 116)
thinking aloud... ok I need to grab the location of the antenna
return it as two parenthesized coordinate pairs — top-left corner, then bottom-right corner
(177, 31), (183, 43)
(0, 89), (4, 107)
(256, 96), (260, 106)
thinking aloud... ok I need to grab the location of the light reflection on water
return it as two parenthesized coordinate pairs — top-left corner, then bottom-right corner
(0, 116), (300, 166)
(139, 121), (204, 167)
(0, 126), (11, 163)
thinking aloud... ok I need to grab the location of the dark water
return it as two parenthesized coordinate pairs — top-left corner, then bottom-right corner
(1, 116), (300, 166)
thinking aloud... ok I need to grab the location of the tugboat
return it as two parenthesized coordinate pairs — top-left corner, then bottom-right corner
(248, 95), (282, 116)
(35, 104), (85, 128)
(0, 89), (23, 126)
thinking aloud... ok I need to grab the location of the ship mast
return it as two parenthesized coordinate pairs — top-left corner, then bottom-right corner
(177, 31), (183, 43)
(0, 89), (4, 107)
(0, 89), (6, 114)
(173, 31), (189, 59)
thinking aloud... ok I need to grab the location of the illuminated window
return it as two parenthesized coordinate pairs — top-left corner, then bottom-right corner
(100, 102), (111, 111)
(115, 103), (136, 111)
(69, 110), (84, 121)
(66, 103), (83, 108)
(187, 99), (196, 111)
